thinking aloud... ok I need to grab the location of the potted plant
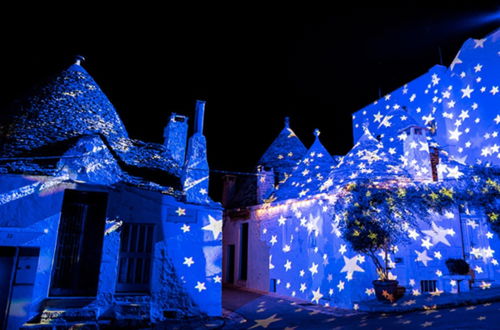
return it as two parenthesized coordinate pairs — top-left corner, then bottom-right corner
(334, 180), (430, 302)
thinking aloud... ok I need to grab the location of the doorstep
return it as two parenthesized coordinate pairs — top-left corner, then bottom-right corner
(356, 285), (500, 313)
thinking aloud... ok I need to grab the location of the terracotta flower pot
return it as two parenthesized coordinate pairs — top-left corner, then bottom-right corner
(372, 280), (399, 302)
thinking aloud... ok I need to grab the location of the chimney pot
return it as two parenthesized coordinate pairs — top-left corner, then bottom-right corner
(194, 100), (206, 134)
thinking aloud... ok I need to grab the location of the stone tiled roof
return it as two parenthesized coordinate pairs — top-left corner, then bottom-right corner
(324, 127), (410, 191)
(0, 62), (181, 178)
(272, 130), (337, 201)
(258, 118), (307, 172)
(353, 28), (500, 166)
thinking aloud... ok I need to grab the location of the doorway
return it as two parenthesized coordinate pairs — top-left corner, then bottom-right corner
(50, 190), (108, 297)
(0, 247), (40, 330)
(239, 223), (248, 281)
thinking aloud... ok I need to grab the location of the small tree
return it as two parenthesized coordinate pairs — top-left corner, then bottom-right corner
(333, 165), (499, 281)
(334, 179), (430, 280)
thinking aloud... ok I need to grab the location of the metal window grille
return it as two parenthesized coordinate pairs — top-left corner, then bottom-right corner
(116, 223), (155, 292)
(420, 280), (437, 293)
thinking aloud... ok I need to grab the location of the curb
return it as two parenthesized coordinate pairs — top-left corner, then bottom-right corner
(223, 285), (362, 318)
(357, 291), (500, 314)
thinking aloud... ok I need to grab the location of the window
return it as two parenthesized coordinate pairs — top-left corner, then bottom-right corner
(420, 280), (437, 293)
(270, 278), (277, 292)
(414, 128), (422, 135)
(116, 223), (155, 292)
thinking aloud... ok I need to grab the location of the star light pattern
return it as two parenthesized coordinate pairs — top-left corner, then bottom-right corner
(0, 56), (226, 322)
(252, 29), (500, 310)
(164, 208), (223, 315)
(227, 286), (500, 330)
(352, 30), (500, 167)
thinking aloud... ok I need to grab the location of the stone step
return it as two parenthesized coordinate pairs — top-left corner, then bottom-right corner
(40, 307), (98, 324)
(21, 321), (99, 330)
(113, 302), (150, 320)
(42, 298), (95, 309)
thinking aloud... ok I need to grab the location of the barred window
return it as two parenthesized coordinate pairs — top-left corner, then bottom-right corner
(116, 223), (155, 292)
(420, 280), (437, 293)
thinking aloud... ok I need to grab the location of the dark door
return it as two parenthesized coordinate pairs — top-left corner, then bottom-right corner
(227, 244), (235, 283)
(1, 247), (40, 330)
(239, 223), (248, 281)
(0, 247), (15, 329)
(50, 190), (108, 297)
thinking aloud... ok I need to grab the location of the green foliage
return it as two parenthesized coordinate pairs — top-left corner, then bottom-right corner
(335, 180), (428, 252)
(333, 165), (499, 280)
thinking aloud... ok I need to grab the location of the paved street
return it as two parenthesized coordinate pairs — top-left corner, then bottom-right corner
(221, 287), (500, 329)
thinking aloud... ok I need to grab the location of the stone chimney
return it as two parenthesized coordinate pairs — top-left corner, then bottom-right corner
(182, 100), (210, 203)
(403, 125), (433, 181)
(163, 113), (188, 168)
(256, 165), (275, 203)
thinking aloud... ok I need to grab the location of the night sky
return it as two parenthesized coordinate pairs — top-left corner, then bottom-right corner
(0, 4), (498, 197)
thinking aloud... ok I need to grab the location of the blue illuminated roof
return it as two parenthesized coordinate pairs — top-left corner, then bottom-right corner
(326, 127), (410, 190)
(353, 28), (500, 166)
(0, 63), (181, 178)
(272, 130), (337, 200)
(0, 64), (128, 155)
(258, 118), (307, 172)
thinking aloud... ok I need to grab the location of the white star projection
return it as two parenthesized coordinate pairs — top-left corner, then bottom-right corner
(203, 246), (222, 276)
(183, 257), (195, 267)
(351, 30), (500, 167)
(194, 281), (206, 292)
(202, 215), (222, 240)
(340, 255), (365, 281)
(422, 222), (454, 246)
(311, 288), (324, 304)
(309, 262), (319, 276)
(415, 250), (433, 266)
(252, 29), (499, 312)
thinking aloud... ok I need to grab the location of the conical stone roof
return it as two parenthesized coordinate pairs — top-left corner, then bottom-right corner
(273, 129), (337, 200)
(324, 127), (410, 191)
(258, 117), (307, 171)
(0, 62), (129, 157)
(0, 61), (181, 178)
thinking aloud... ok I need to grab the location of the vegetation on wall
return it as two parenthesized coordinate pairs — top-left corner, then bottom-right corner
(333, 165), (500, 281)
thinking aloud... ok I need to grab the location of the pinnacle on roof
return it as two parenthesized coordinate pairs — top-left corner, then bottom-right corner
(0, 59), (129, 157)
(258, 116), (307, 171)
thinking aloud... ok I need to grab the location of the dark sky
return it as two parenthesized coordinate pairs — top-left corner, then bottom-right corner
(0, 4), (498, 181)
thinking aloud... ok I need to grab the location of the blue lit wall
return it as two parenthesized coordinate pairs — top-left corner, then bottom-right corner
(253, 197), (500, 309)
(225, 28), (500, 310)
(0, 129), (222, 326)
(352, 28), (500, 166)
(0, 166), (222, 325)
